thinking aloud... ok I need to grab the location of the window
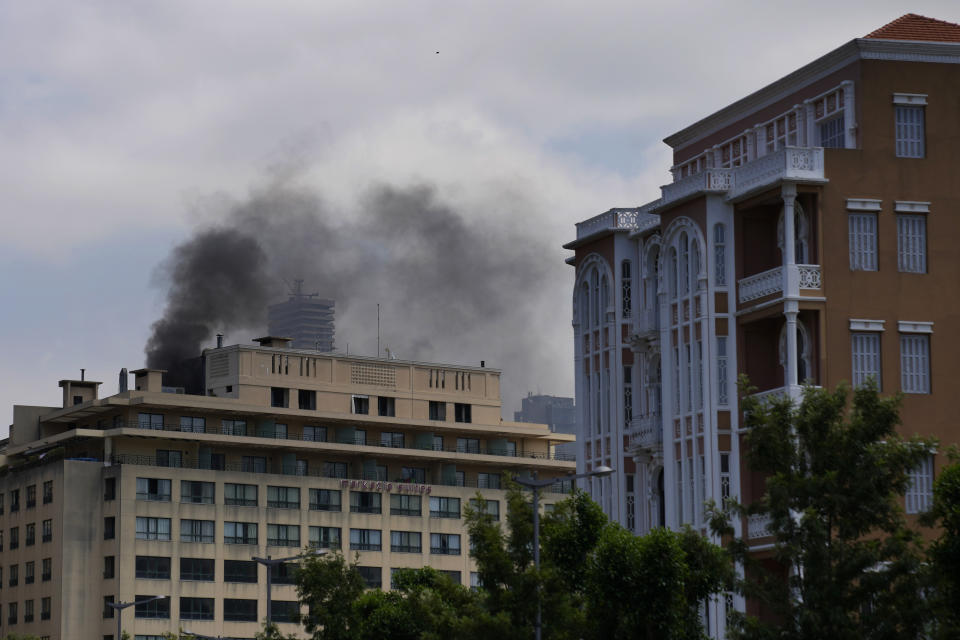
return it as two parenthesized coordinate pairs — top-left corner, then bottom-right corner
(103, 595), (114, 618)
(8, 602), (16, 625)
(906, 454), (935, 514)
(380, 431), (404, 448)
(104, 477), (116, 500)
(470, 498), (500, 520)
(24, 599), (33, 623)
(621, 259), (632, 317)
(429, 401), (446, 421)
(310, 489), (341, 511)
(134, 595), (169, 619)
(138, 413), (164, 429)
(9, 563), (18, 586)
(433, 435), (444, 451)
(303, 425), (327, 442)
(456, 438), (480, 454)
(350, 491), (382, 514)
(478, 473), (501, 489)
(10, 525), (18, 549)
(0, 492), (4, 513)
(350, 528), (382, 551)
(623, 365), (633, 427)
(323, 462), (348, 478)
(764, 112), (798, 153)
(179, 416), (205, 433)
(25, 560), (34, 584)
(309, 526), (341, 550)
(43, 557), (52, 581)
(471, 572), (482, 590)
(135, 517), (171, 541)
(224, 598), (257, 622)
(440, 570), (461, 584)
(224, 560), (258, 583)
(271, 601), (299, 623)
(391, 530), (421, 553)
(135, 556), (171, 579)
(136, 478), (171, 502)
(180, 597), (214, 621)
(895, 104), (925, 158)
(713, 223), (726, 286)
(901, 333), (931, 394)
(102, 556), (113, 580)
(224, 521), (258, 545)
(352, 395), (369, 414)
(299, 389), (317, 410)
(819, 114), (845, 148)
(430, 533), (461, 555)
(43, 480), (52, 504)
(267, 524), (301, 547)
(180, 557), (214, 581)
(104, 517), (115, 540)
(353, 429), (368, 446)
(430, 496), (460, 519)
(268, 562), (297, 585)
(390, 494), (421, 516)
(180, 480), (214, 504)
(10, 489), (19, 512)
(180, 519), (215, 543)
(26, 484), (36, 508)
(357, 566), (382, 589)
(224, 483), (258, 506)
(897, 214), (927, 273)
(852, 332), (882, 388)
(242, 455), (267, 473)
(849, 213), (878, 271)
(26, 522), (35, 546)
(267, 485), (300, 509)
(271, 387), (289, 408)
(222, 419), (247, 436)
(41, 597), (50, 621)
(401, 467), (426, 483)
(378, 397), (396, 417)
(454, 403), (472, 423)
(39, 519), (49, 543)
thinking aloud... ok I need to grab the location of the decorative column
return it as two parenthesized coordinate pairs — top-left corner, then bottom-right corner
(782, 183), (799, 397)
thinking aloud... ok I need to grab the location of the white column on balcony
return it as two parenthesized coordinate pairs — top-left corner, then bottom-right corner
(784, 304), (799, 391)
(781, 183), (799, 299)
(842, 79), (856, 149)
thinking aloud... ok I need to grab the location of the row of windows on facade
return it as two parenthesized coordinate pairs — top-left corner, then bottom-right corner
(266, 386), (474, 423)
(0, 520), (53, 550)
(849, 209), (928, 273)
(1, 597), (51, 625)
(133, 479), (503, 512)
(0, 482), (53, 514)
(0, 557), (53, 588)
(851, 330), (933, 394)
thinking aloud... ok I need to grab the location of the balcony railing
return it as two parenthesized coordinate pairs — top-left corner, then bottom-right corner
(660, 169), (732, 206)
(575, 208), (640, 240)
(728, 146), (825, 200)
(626, 414), (662, 451)
(747, 513), (773, 540)
(738, 264), (822, 304)
(109, 420), (575, 463)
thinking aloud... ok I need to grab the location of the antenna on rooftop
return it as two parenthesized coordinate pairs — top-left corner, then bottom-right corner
(377, 303), (381, 358)
(281, 277), (319, 299)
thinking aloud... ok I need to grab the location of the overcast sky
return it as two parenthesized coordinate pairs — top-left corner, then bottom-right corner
(2, 1), (958, 429)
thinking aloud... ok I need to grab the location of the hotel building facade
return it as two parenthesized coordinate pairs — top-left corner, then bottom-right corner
(565, 14), (960, 636)
(2, 338), (574, 639)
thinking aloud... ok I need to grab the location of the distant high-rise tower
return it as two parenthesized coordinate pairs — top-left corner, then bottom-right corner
(268, 279), (336, 351)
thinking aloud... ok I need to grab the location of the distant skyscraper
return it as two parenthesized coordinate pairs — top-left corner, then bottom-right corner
(514, 393), (576, 460)
(268, 279), (335, 351)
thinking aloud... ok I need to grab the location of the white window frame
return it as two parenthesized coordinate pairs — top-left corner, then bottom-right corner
(896, 201), (929, 274)
(893, 94), (926, 159)
(906, 453), (935, 514)
(899, 322), (932, 394)
(847, 199), (881, 271)
(850, 320), (884, 388)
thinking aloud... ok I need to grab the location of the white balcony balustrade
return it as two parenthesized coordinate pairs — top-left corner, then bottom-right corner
(747, 513), (773, 540)
(737, 264), (822, 304)
(626, 414), (662, 452)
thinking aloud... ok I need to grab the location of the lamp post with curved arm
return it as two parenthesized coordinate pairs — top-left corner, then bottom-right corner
(513, 465), (614, 640)
(105, 594), (167, 640)
(253, 548), (327, 626)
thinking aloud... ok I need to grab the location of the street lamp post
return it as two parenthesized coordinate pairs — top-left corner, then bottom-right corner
(513, 465), (614, 640)
(253, 549), (327, 626)
(106, 594), (167, 640)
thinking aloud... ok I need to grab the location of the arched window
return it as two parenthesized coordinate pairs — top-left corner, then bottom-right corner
(713, 223), (727, 286)
(591, 270), (600, 326)
(690, 238), (700, 291)
(600, 275), (609, 319)
(679, 232), (690, 295)
(668, 248), (678, 300)
(580, 282), (590, 329)
(621, 260), (632, 318)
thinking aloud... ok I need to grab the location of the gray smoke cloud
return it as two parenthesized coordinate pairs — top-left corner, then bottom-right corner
(146, 172), (567, 416)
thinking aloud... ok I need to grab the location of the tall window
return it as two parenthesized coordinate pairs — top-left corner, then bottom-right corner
(819, 114), (845, 148)
(849, 213), (878, 271)
(897, 214), (927, 273)
(851, 332), (882, 387)
(906, 454), (935, 514)
(717, 336), (729, 405)
(901, 333), (931, 394)
(895, 105), (925, 158)
(719, 453), (731, 505)
(621, 260), (632, 318)
(713, 224), (726, 286)
(623, 365), (633, 428)
(765, 111), (799, 152)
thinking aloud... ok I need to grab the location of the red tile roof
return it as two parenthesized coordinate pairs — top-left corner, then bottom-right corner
(865, 13), (960, 43)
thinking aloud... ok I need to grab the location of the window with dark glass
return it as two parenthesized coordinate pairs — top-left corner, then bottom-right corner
(224, 483), (257, 506)
(352, 395), (369, 415)
(224, 598), (257, 621)
(271, 387), (289, 408)
(224, 559), (258, 583)
(135, 556), (171, 580)
(349, 528), (381, 551)
(25, 561), (34, 584)
(428, 401), (446, 421)
(181, 480), (214, 504)
(179, 416), (205, 433)
(42, 557), (52, 581)
(267, 485), (300, 509)
(41, 597), (51, 621)
(9, 563), (18, 586)
(390, 530), (421, 553)
(26, 485), (36, 508)
(42, 480), (53, 504)
(10, 526), (18, 549)
(104, 517), (115, 540)
(136, 478), (171, 501)
(350, 491), (381, 514)
(357, 566), (381, 589)
(179, 597), (214, 621)
(309, 488), (341, 511)
(270, 562), (298, 585)
(456, 438), (480, 454)
(430, 533), (461, 555)
(323, 461), (348, 478)
(42, 519), (52, 542)
(134, 595), (170, 619)
(303, 425), (327, 442)
(241, 456), (267, 473)
(23, 599), (33, 623)
(102, 556), (113, 580)
(390, 494), (421, 516)
(271, 600), (299, 623)
(104, 477), (116, 501)
(224, 521), (257, 545)
(308, 526), (341, 550)
(180, 557), (214, 581)
(478, 473), (501, 489)
(103, 595), (114, 619)
(135, 517), (171, 541)
(439, 570), (462, 584)
(25, 523), (35, 546)
(10, 489), (19, 512)
(400, 467), (426, 483)
(137, 412), (164, 429)
(180, 519), (215, 543)
(380, 431), (404, 448)
(8, 602), (16, 625)
(429, 496), (460, 519)
(378, 397), (395, 417)
(267, 524), (300, 547)
(470, 498), (500, 520)
(299, 389), (317, 410)
(454, 403), (472, 423)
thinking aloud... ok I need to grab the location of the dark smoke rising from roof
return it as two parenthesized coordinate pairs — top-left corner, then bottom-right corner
(146, 174), (566, 414)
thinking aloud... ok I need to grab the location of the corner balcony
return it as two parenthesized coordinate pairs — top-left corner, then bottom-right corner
(659, 169), (732, 207)
(626, 414), (662, 452)
(737, 264), (822, 305)
(747, 513), (773, 540)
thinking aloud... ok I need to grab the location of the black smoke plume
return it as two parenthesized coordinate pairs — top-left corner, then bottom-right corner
(146, 174), (566, 413)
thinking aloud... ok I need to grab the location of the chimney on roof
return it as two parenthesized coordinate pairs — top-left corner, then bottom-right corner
(119, 368), (128, 393)
(81, 368), (85, 381)
(481, 360), (485, 368)
(216, 334), (224, 348)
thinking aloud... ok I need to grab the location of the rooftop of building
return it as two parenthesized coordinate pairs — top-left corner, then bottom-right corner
(865, 13), (960, 43)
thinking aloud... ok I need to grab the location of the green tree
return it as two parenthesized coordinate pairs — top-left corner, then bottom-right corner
(921, 447), (960, 638)
(255, 621), (301, 639)
(710, 379), (934, 640)
(295, 551), (366, 640)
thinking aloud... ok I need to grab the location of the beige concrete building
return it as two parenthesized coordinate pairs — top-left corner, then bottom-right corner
(2, 338), (575, 639)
